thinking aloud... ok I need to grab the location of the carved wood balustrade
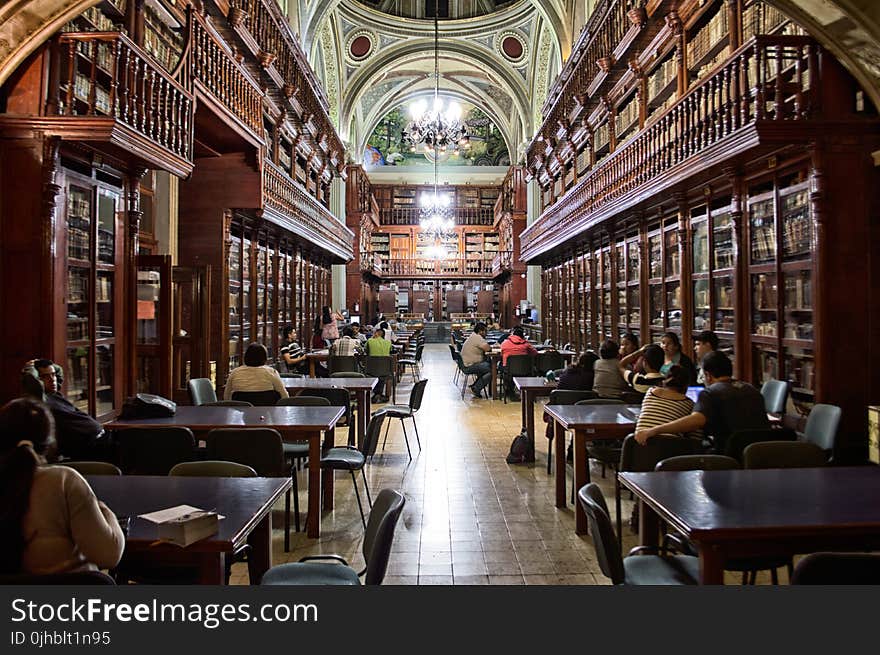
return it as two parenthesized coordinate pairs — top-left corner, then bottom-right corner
(379, 206), (495, 226)
(383, 258), (494, 278)
(522, 36), (820, 260)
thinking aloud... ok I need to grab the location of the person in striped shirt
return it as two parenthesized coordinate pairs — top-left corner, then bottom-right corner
(633, 365), (702, 443)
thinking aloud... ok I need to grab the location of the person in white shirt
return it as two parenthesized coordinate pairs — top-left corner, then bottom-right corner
(460, 322), (492, 399)
(224, 343), (289, 401)
(379, 321), (395, 344)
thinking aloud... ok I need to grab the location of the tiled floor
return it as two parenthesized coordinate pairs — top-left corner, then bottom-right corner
(231, 344), (776, 585)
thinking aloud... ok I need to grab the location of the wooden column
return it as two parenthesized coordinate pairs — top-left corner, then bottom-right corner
(725, 166), (747, 380)
(676, 192), (692, 342)
(126, 168), (147, 397)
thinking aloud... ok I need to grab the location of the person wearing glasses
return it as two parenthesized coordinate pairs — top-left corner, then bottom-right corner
(21, 359), (106, 461)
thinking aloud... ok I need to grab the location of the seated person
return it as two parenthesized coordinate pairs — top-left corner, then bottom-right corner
(460, 322), (492, 399)
(311, 326), (327, 350)
(379, 321), (395, 344)
(279, 326), (308, 375)
(500, 326), (538, 366)
(365, 328), (392, 356)
(557, 352), (599, 391)
(659, 332), (698, 385)
(21, 359), (106, 461)
(619, 332), (640, 372)
(693, 330), (719, 386)
(331, 327), (364, 357)
(592, 340), (630, 399)
(619, 344), (665, 394)
(351, 322), (368, 345)
(634, 365), (703, 442)
(634, 351), (769, 453)
(0, 398), (125, 575)
(224, 343), (289, 401)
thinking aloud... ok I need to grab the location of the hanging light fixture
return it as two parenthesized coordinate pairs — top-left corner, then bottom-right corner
(402, 0), (470, 159)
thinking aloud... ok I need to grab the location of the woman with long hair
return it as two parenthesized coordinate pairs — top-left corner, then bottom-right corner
(320, 306), (343, 344)
(659, 331), (698, 385)
(0, 398), (124, 575)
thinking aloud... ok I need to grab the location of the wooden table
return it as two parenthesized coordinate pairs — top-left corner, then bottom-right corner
(107, 405), (344, 538)
(88, 475), (289, 584)
(543, 403), (640, 534)
(489, 350), (576, 400)
(285, 377), (379, 448)
(512, 377), (556, 454)
(618, 467), (880, 584)
(305, 349), (330, 377)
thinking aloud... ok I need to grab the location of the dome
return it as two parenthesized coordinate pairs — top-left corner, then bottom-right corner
(357, 0), (514, 20)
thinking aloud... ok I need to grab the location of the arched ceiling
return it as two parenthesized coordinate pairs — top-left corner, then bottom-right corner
(357, 0), (509, 20)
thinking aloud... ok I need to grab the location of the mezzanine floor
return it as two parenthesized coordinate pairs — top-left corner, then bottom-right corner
(231, 344), (772, 585)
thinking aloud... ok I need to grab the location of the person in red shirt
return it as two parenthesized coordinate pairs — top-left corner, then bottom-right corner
(500, 326), (538, 366)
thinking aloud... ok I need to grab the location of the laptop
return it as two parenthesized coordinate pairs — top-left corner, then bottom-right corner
(686, 386), (704, 403)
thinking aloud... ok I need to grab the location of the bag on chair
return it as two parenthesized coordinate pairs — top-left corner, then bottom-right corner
(506, 429), (535, 464)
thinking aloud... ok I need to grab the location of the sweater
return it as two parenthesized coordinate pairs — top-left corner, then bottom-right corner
(500, 335), (538, 366)
(223, 365), (289, 400)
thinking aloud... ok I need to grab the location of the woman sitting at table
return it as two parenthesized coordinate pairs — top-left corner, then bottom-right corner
(224, 343), (289, 401)
(659, 332), (697, 385)
(634, 365), (702, 443)
(543, 352), (600, 441)
(0, 398), (125, 575)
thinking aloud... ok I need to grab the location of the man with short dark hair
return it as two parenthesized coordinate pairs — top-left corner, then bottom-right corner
(22, 358), (106, 460)
(619, 344), (665, 394)
(634, 351), (769, 453)
(694, 330), (720, 385)
(461, 322), (492, 399)
(499, 326), (538, 366)
(366, 328), (392, 356)
(351, 322), (367, 345)
(331, 326), (363, 357)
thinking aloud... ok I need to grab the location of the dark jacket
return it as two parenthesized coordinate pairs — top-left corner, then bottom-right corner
(557, 366), (594, 391)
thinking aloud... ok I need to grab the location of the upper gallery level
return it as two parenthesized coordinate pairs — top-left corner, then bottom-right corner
(0, 0), (352, 260)
(520, 0), (876, 261)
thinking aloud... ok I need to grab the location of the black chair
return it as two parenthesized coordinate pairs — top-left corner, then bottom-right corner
(654, 454), (740, 471)
(760, 379), (789, 415)
(117, 427), (196, 475)
(231, 390), (281, 405)
(620, 391), (646, 405)
(275, 396), (331, 543)
(615, 434), (701, 546)
(398, 344), (424, 381)
(282, 388), (356, 446)
(205, 427), (292, 551)
(0, 571), (115, 585)
(801, 403), (842, 455)
(791, 553), (880, 585)
(203, 400), (253, 407)
(328, 355), (359, 375)
(502, 354), (535, 403)
(380, 378), (428, 460)
(454, 351), (484, 399)
(544, 389), (598, 474)
(448, 344), (461, 384)
(187, 377), (217, 405)
(724, 427), (797, 464)
(319, 412), (388, 527)
(577, 484), (698, 585)
(331, 371), (366, 378)
(261, 488), (405, 586)
(61, 461), (122, 475)
(576, 398), (626, 481)
(535, 351), (564, 376)
(364, 356), (396, 403)
(743, 441), (829, 469)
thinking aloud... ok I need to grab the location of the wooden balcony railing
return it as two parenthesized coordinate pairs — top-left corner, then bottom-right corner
(359, 252), (384, 276)
(492, 251), (513, 277)
(522, 35), (820, 260)
(263, 161), (354, 261)
(56, 31), (194, 164)
(379, 207), (495, 226)
(383, 258), (494, 277)
(190, 11), (263, 137)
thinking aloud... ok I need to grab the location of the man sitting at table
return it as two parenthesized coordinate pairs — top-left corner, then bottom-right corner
(619, 344), (665, 394)
(500, 326), (538, 366)
(331, 327), (363, 357)
(461, 322), (492, 399)
(366, 328), (392, 357)
(693, 330), (719, 386)
(351, 323), (368, 345)
(633, 351), (769, 453)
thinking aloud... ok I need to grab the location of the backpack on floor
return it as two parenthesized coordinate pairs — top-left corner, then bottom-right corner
(506, 430), (535, 464)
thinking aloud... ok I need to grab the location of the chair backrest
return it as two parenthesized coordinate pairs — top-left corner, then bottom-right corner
(331, 371), (366, 378)
(293, 388), (351, 423)
(620, 391), (646, 405)
(188, 378), (217, 406)
(549, 389), (598, 405)
(576, 398), (625, 406)
(276, 396), (331, 407)
(408, 378), (429, 411)
(454, 351), (467, 372)
(0, 570), (115, 585)
(118, 427), (196, 475)
(328, 355), (359, 374)
(724, 428), (796, 464)
(505, 354), (535, 377)
(364, 356), (394, 377)
(231, 390), (281, 406)
(743, 441), (828, 469)
(62, 461), (122, 476)
(205, 428), (285, 476)
(577, 483), (624, 584)
(655, 455), (740, 471)
(802, 403), (842, 452)
(619, 434), (701, 472)
(203, 400), (253, 407)
(760, 379), (789, 414)
(448, 344), (457, 360)
(362, 488), (406, 585)
(414, 344), (424, 361)
(535, 351), (564, 375)
(169, 460), (258, 477)
(791, 552), (880, 585)
(362, 411), (388, 457)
